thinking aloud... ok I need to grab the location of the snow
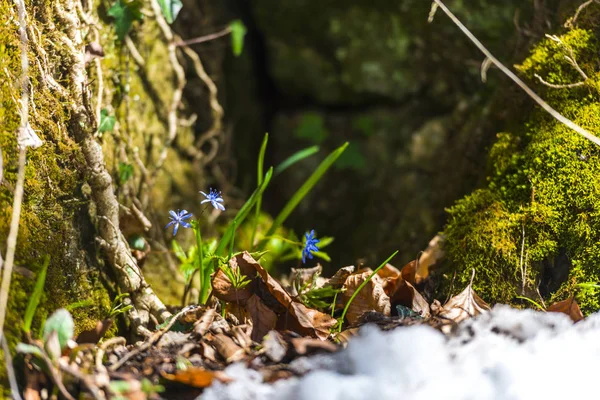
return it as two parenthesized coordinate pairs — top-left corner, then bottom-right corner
(202, 305), (600, 400)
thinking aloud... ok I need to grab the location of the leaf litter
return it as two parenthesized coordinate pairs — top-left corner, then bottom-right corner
(15, 249), (592, 399)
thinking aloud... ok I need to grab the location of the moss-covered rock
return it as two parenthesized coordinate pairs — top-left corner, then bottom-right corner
(442, 25), (600, 313)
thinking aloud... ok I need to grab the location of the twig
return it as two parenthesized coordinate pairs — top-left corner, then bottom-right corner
(95, 337), (126, 370)
(430, 0), (600, 147)
(175, 26), (231, 47)
(0, 0), (30, 344)
(109, 306), (194, 371)
(519, 224), (526, 293)
(2, 335), (23, 400)
(59, 361), (105, 400)
(565, 0), (600, 28)
(534, 74), (585, 89)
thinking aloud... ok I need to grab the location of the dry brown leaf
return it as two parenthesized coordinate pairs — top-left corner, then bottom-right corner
(193, 309), (217, 337)
(200, 341), (217, 362)
(210, 333), (246, 363)
(388, 279), (430, 318)
(231, 325), (253, 349)
(160, 368), (232, 388)
(376, 263), (401, 280)
(547, 297), (583, 322)
(246, 294), (278, 342)
(417, 234), (444, 280)
(433, 275), (490, 333)
(238, 252), (337, 340)
(400, 260), (417, 285)
(341, 271), (390, 325)
(212, 268), (253, 303)
(327, 266), (355, 288)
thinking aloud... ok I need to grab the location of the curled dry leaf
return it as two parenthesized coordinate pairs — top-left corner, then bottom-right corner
(376, 263), (401, 280)
(193, 309), (218, 337)
(387, 279), (430, 318)
(547, 296), (583, 322)
(209, 333), (246, 363)
(341, 271), (390, 325)
(417, 234), (444, 280)
(213, 252), (337, 341)
(327, 266), (355, 288)
(432, 277), (490, 333)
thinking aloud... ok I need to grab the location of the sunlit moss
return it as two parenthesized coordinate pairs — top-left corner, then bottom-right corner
(442, 28), (600, 313)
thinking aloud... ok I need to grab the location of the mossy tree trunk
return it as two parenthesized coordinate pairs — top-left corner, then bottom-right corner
(0, 1), (224, 383)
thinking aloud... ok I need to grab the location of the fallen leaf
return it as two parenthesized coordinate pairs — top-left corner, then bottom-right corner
(235, 252), (337, 340)
(547, 297), (583, 322)
(341, 271), (390, 325)
(193, 309), (217, 337)
(376, 263), (400, 280)
(432, 273), (490, 333)
(160, 368), (232, 388)
(327, 266), (355, 288)
(246, 294), (278, 342)
(388, 279), (430, 318)
(400, 260), (417, 285)
(416, 234), (444, 280)
(211, 267), (253, 303)
(231, 325), (253, 350)
(209, 333), (246, 363)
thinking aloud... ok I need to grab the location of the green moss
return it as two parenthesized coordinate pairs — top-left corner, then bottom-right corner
(441, 27), (600, 313)
(0, 0), (114, 388)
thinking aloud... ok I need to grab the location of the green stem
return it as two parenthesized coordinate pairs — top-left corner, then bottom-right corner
(338, 250), (398, 332)
(250, 133), (269, 250)
(193, 221), (205, 304)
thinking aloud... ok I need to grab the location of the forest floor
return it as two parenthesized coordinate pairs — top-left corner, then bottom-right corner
(14, 250), (587, 400)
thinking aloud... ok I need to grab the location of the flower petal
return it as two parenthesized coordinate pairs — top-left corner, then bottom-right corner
(165, 221), (175, 228)
(173, 223), (179, 236)
(169, 210), (178, 218)
(217, 202), (225, 211)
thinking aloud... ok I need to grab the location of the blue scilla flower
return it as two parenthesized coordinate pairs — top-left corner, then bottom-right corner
(302, 230), (320, 264)
(200, 188), (225, 211)
(166, 209), (192, 236)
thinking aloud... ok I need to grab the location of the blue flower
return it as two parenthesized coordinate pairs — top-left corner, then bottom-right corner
(200, 188), (225, 211)
(302, 230), (320, 264)
(165, 209), (192, 236)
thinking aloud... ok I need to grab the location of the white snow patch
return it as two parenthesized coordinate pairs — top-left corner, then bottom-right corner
(201, 305), (600, 400)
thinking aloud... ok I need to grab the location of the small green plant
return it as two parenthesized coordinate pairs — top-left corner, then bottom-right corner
(108, 293), (134, 318)
(294, 273), (340, 310)
(23, 256), (50, 335)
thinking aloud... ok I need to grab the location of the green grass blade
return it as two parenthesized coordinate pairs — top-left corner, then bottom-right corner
(216, 167), (274, 256)
(23, 256), (50, 334)
(515, 295), (546, 311)
(338, 250), (398, 332)
(259, 142), (348, 249)
(274, 145), (320, 177)
(250, 133), (269, 250)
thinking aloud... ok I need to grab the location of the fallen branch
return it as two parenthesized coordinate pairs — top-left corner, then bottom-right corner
(175, 26), (231, 47)
(430, 0), (600, 147)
